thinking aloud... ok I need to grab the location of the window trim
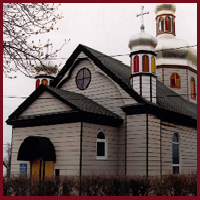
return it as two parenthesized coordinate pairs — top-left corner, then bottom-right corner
(76, 68), (91, 90)
(96, 132), (108, 160)
(170, 73), (181, 89)
(191, 77), (196, 100)
(134, 55), (139, 73)
(159, 17), (164, 33)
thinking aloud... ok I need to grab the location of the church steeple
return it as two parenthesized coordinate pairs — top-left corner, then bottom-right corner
(128, 5), (158, 103)
(155, 3), (176, 36)
(34, 39), (58, 89)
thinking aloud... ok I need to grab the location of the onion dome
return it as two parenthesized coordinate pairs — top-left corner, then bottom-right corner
(156, 34), (197, 70)
(155, 3), (197, 70)
(155, 3), (176, 16)
(128, 31), (158, 52)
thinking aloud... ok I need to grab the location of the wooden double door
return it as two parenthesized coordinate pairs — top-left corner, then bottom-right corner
(31, 158), (54, 179)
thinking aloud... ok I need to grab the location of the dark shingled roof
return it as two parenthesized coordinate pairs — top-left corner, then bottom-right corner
(45, 86), (120, 119)
(80, 45), (197, 119)
(81, 45), (131, 86)
(156, 80), (197, 119)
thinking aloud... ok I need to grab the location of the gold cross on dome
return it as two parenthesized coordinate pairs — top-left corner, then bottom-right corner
(136, 5), (149, 31)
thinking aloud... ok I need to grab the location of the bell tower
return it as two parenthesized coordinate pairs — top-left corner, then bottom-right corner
(155, 3), (176, 36)
(129, 6), (158, 103)
(34, 39), (58, 89)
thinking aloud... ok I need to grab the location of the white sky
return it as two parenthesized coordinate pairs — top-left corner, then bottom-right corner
(3, 3), (197, 145)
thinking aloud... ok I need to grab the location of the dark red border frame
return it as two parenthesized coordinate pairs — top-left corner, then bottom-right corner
(2, 1), (198, 199)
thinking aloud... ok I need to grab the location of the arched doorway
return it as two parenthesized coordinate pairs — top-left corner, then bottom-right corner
(17, 136), (56, 180)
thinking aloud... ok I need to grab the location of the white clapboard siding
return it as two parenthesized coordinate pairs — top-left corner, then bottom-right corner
(156, 67), (197, 103)
(126, 114), (147, 176)
(156, 68), (163, 82)
(60, 58), (136, 118)
(148, 115), (161, 176)
(10, 123), (81, 176)
(81, 122), (119, 176)
(20, 91), (72, 117)
(163, 68), (188, 101)
(161, 122), (197, 175)
(117, 123), (126, 175)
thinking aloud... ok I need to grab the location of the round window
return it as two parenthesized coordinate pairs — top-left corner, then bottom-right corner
(76, 68), (91, 90)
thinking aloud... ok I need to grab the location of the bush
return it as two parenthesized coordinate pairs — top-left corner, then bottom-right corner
(3, 177), (9, 196)
(128, 177), (150, 196)
(187, 174), (197, 196)
(61, 176), (78, 196)
(3, 174), (197, 196)
(6, 177), (29, 196)
(103, 176), (128, 196)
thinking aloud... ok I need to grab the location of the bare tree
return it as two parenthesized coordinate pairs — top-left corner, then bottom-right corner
(3, 3), (66, 78)
(3, 143), (11, 177)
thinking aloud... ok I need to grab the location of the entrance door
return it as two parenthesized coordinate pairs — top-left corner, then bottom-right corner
(31, 158), (54, 179)
(44, 161), (54, 177)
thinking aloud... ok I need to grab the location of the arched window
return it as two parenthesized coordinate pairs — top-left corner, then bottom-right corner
(36, 79), (40, 89)
(151, 56), (156, 74)
(172, 133), (179, 174)
(159, 17), (164, 32)
(50, 79), (53, 86)
(142, 55), (149, 72)
(165, 16), (171, 32)
(191, 77), (196, 100)
(41, 79), (48, 85)
(134, 56), (139, 72)
(96, 132), (107, 159)
(170, 73), (181, 89)
(173, 18), (175, 35)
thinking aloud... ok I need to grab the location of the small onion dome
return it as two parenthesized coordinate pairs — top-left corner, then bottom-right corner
(128, 31), (158, 52)
(156, 34), (197, 70)
(34, 59), (58, 77)
(155, 3), (176, 16)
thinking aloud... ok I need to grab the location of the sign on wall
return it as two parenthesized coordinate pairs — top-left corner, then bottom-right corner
(19, 163), (27, 176)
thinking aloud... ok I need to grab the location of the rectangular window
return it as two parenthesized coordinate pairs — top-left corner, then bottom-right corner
(172, 143), (179, 164)
(97, 142), (105, 157)
(173, 166), (179, 174)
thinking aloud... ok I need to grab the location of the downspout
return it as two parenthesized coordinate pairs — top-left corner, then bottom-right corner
(146, 113), (149, 178)
(79, 121), (83, 196)
(160, 118), (162, 177)
(150, 76), (152, 102)
(125, 114), (127, 177)
(9, 127), (14, 178)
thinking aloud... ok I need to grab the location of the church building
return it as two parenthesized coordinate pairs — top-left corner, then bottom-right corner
(7, 3), (197, 179)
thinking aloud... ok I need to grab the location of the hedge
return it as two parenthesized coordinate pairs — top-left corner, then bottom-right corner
(3, 174), (197, 196)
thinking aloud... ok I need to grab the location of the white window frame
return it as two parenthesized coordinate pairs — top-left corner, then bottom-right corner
(96, 132), (108, 160)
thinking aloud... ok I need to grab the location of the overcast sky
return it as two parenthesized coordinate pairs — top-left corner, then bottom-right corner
(3, 3), (197, 145)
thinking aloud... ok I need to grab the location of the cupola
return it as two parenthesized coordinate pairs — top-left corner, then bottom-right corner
(34, 40), (58, 89)
(155, 3), (176, 36)
(129, 6), (158, 103)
